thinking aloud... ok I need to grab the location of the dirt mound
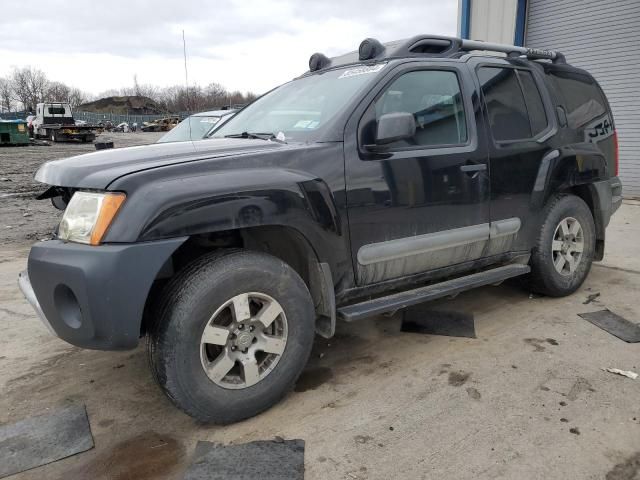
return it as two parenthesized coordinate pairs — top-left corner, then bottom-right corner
(78, 96), (164, 115)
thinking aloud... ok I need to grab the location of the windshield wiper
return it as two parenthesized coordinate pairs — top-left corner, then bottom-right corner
(224, 132), (286, 144)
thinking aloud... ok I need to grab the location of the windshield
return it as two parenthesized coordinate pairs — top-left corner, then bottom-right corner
(158, 115), (225, 143)
(212, 64), (385, 142)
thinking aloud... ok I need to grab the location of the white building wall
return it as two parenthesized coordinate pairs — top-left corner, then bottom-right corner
(526, 0), (640, 197)
(469, 0), (518, 44)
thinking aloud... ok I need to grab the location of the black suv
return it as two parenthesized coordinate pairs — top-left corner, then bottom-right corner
(19, 35), (622, 423)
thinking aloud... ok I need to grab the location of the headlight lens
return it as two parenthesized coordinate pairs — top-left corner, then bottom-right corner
(58, 191), (125, 245)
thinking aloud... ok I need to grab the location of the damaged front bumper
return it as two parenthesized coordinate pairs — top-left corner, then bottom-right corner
(18, 270), (56, 335)
(18, 237), (186, 350)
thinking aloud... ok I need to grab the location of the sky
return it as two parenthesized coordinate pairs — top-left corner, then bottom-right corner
(0, 0), (459, 96)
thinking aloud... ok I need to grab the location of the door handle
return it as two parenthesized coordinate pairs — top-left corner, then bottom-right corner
(460, 164), (487, 173)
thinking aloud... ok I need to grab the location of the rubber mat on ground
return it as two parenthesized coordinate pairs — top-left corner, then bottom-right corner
(0, 404), (94, 478)
(579, 309), (640, 343)
(184, 439), (305, 480)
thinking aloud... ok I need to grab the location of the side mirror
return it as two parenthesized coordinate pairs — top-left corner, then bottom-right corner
(375, 112), (416, 145)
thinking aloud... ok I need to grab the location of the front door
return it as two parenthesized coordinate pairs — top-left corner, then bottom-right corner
(344, 63), (491, 285)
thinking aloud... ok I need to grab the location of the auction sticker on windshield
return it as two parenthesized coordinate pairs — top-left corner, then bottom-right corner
(339, 63), (386, 79)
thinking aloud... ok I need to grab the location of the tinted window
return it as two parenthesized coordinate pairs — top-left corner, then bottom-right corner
(48, 106), (66, 115)
(547, 71), (606, 129)
(479, 67), (532, 141)
(518, 71), (547, 135)
(365, 70), (467, 148)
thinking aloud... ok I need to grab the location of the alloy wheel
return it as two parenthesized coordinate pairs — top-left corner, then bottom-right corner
(199, 292), (288, 389)
(551, 217), (584, 276)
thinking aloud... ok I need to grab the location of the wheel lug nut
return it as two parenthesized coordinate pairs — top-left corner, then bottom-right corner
(238, 324), (244, 330)
(249, 326), (254, 332)
(231, 346), (237, 351)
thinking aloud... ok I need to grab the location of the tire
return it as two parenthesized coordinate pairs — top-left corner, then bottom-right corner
(147, 250), (315, 424)
(528, 194), (596, 297)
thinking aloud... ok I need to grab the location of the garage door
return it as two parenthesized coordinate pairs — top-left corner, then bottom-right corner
(525, 0), (640, 197)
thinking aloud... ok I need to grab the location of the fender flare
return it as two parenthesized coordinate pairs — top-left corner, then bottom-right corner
(531, 145), (608, 210)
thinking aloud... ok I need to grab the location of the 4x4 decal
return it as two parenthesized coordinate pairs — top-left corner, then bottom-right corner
(585, 114), (614, 143)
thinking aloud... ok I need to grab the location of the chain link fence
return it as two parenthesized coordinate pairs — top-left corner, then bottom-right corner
(0, 111), (28, 120)
(72, 111), (188, 125)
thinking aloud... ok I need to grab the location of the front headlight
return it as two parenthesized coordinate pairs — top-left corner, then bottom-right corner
(58, 191), (126, 245)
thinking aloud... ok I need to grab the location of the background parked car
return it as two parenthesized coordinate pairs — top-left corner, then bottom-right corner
(141, 116), (181, 132)
(157, 109), (236, 143)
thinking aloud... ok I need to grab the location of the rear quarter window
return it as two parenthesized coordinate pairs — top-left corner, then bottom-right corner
(547, 70), (607, 129)
(548, 69), (615, 175)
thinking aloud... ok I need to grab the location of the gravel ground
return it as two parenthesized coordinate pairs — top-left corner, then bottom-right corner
(1, 203), (639, 479)
(0, 132), (162, 246)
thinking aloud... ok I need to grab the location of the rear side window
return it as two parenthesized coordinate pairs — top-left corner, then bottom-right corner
(478, 67), (548, 141)
(547, 71), (607, 129)
(518, 71), (547, 134)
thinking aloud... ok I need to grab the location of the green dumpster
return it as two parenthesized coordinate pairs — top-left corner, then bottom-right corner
(0, 120), (30, 146)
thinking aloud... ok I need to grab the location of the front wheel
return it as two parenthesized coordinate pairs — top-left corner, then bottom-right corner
(528, 194), (596, 297)
(147, 250), (315, 424)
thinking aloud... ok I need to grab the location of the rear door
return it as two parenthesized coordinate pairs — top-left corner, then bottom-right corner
(475, 61), (556, 254)
(343, 61), (491, 285)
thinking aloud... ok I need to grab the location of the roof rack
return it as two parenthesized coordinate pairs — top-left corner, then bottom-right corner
(308, 35), (566, 73)
(459, 38), (566, 63)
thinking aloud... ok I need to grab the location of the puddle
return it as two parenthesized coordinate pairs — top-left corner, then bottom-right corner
(69, 431), (184, 480)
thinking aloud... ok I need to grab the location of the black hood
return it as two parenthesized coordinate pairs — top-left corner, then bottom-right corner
(35, 138), (289, 189)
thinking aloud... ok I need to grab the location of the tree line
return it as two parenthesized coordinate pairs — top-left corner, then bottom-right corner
(97, 75), (259, 113)
(0, 67), (258, 114)
(0, 67), (88, 113)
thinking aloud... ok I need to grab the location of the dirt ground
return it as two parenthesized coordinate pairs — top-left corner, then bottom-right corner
(0, 132), (162, 246)
(0, 138), (639, 479)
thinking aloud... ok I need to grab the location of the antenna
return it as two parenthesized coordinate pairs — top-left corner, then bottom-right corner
(182, 29), (193, 140)
(182, 30), (190, 111)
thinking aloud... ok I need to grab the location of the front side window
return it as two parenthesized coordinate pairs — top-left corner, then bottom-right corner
(478, 66), (548, 142)
(361, 70), (467, 149)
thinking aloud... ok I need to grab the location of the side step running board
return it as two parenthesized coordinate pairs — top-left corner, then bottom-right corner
(337, 264), (530, 322)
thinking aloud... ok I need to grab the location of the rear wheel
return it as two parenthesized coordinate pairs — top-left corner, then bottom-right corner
(147, 250), (315, 423)
(528, 194), (595, 296)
